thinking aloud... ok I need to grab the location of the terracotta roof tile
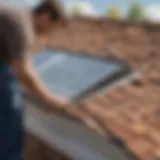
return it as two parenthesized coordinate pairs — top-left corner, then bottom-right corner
(127, 139), (155, 160)
(24, 133), (72, 160)
(34, 18), (160, 160)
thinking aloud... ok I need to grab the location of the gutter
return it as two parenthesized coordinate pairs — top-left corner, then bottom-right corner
(24, 100), (132, 160)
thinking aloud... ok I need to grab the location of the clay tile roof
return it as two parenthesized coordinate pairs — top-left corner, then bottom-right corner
(34, 16), (160, 160)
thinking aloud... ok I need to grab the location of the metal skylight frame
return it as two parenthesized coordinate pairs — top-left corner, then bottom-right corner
(23, 49), (134, 106)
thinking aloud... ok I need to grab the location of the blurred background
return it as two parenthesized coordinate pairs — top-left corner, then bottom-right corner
(4, 0), (160, 22)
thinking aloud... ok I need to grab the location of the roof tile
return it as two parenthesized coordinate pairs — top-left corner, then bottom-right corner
(35, 18), (160, 160)
(126, 140), (155, 160)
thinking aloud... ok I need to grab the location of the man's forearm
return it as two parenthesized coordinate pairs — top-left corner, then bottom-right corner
(20, 66), (53, 101)
(12, 58), (61, 107)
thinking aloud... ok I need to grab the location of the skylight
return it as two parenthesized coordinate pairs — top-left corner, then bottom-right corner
(30, 49), (131, 101)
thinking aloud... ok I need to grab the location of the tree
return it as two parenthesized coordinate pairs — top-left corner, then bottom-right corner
(127, 1), (146, 20)
(71, 5), (83, 16)
(106, 6), (121, 19)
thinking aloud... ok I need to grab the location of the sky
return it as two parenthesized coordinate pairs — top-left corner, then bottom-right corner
(61, 0), (160, 21)
(1, 0), (160, 21)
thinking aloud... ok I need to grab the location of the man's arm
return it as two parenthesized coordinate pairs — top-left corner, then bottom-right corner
(11, 57), (67, 110)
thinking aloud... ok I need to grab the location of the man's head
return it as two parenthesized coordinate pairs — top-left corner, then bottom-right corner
(0, 5), (34, 63)
(33, 1), (65, 32)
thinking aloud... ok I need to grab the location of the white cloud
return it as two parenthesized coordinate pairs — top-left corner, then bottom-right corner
(145, 4), (160, 22)
(65, 1), (97, 17)
(24, 0), (40, 7)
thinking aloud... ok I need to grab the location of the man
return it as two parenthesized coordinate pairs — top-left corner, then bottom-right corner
(0, 5), (68, 160)
(33, 0), (65, 32)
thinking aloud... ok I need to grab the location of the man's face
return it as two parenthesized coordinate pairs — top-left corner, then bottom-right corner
(35, 11), (53, 32)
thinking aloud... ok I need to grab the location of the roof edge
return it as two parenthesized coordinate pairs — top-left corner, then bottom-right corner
(69, 16), (160, 30)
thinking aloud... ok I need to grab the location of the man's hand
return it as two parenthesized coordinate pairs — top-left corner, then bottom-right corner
(46, 96), (69, 111)
(12, 58), (70, 111)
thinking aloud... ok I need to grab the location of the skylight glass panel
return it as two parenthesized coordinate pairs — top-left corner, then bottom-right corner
(30, 49), (130, 101)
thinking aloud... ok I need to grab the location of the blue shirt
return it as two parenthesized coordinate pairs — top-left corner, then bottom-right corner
(0, 63), (22, 160)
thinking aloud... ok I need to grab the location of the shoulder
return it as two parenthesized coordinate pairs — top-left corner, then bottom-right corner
(0, 64), (22, 115)
(0, 64), (21, 103)
(0, 64), (14, 80)
(0, 64), (16, 93)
